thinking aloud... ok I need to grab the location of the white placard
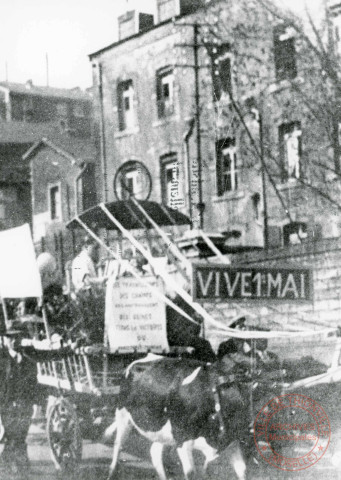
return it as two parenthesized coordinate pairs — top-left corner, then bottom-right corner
(0, 224), (42, 298)
(105, 275), (169, 353)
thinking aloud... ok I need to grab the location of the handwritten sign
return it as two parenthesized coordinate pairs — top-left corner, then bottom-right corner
(192, 265), (312, 302)
(105, 276), (169, 353)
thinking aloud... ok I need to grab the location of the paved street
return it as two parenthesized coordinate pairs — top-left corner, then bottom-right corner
(0, 421), (340, 480)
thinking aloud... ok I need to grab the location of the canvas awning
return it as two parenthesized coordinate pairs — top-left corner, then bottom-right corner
(67, 200), (191, 231)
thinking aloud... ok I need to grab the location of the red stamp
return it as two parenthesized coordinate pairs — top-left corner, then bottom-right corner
(253, 394), (331, 471)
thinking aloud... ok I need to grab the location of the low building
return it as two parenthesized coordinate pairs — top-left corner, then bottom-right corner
(0, 80), (92, 137)
(23, 134), (98, 270)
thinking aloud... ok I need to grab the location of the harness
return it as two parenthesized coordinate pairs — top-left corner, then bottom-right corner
(207, 363), (234, 445)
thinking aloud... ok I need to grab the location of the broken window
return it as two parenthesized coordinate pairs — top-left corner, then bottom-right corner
(283, 222), (307, 245)
(156, 68), (174, 118)
(117, 80), (135, 131)
(216, 138), (238, 195)
(273, 25), (297, 81)
(209, 44), (232, 102)
(279, 122), (302, 181)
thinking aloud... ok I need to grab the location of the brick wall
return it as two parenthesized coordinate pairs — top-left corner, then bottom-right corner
(204, 239), (341, 360)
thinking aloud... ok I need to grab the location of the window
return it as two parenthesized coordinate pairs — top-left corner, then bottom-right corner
(49, 184), (61, 220)
(56, 103), (68, 117)
(279, 122), (302, 181)
(73, 104), (85, 118)
(252, 192), (260, 220)
(23, 98), (34, 121)
(211, 50), (232, 101)
(76, 164), (96, 214)
(156, 68), (174, 118)
(0, 188), (17, 221)
(157, 0), (177, 22)
(117, 80), (135, 130)
(283, 222), (307, 245)
(273, 25), (297, 81)
(160, 153), (183, 208)
(118, 166), (144, 200)
(216, 138), (238, 195)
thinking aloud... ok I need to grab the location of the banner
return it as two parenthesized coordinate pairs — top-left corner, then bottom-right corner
(193, 264), (313, 302)
(105, 275), (169, 353)
(0, 224), (42, 298)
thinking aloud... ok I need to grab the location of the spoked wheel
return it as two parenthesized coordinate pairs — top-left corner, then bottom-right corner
(47, 397), (82, 472)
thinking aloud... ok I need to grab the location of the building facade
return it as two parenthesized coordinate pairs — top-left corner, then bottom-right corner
(0, 81), (93, 233)
(0, 81), (92, 137)
(89, 0), (341, 253)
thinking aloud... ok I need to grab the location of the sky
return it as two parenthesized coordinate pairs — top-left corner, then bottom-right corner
(0, 0), (323, 91)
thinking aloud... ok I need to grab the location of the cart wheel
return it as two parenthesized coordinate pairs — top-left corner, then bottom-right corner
(47, 397), (82, 472)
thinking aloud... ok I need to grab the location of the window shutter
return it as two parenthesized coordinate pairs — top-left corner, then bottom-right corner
(216, 142), (223, 196)
(117, 83), (125, 131)
(156, 73), (163, 117)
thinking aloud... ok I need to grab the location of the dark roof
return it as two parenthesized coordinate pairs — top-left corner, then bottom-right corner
(0, 121), (61, 144)
(67, 200), (191, 230)
(0, 82), (91, 101)
(23, 134), (97, 167)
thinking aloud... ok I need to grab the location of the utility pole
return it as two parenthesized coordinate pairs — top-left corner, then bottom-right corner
(193, 23), (204, 230)
(97, 63), (108, 202)
(174, 21), (209, 229)
(259, 112), (269, 250)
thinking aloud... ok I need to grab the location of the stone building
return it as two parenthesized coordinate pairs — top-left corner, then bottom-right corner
(88, 0), (341, 248)
(23, 134), (97, 271)
(86, 0), (341, 335)
(0, 81), (93, 233)
(0, 81), (92, 137)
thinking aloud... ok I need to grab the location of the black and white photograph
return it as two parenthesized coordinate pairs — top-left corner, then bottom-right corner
(0, 0), (341, 478)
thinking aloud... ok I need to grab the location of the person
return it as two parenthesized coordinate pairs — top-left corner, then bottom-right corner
(0, 322), (70, 473)
(71, 236), (107, 292)
(71, 236), (107, 343)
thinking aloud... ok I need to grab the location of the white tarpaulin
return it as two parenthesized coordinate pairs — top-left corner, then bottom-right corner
(105, 275), (169, 353)
(0, 224), (42, 298)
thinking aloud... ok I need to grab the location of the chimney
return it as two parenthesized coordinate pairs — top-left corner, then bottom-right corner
(118, 10), (154, 40)
(156, 0), (206, 23)
(25, 79), (33, 89)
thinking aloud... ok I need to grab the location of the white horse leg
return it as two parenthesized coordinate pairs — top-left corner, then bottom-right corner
(193, 436), (218, 473)
(228, 441), (247, 480)
(150, 442), (167, 480)
(177, 440), (195, 480)
(107, 408), (132, 480)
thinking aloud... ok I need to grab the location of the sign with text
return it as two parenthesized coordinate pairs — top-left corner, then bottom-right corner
(106, 276), (169, 353)
(192, 265), (313, 302)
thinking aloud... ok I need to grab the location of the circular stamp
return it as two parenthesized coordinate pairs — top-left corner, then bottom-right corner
(253, 393), (331, 471)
